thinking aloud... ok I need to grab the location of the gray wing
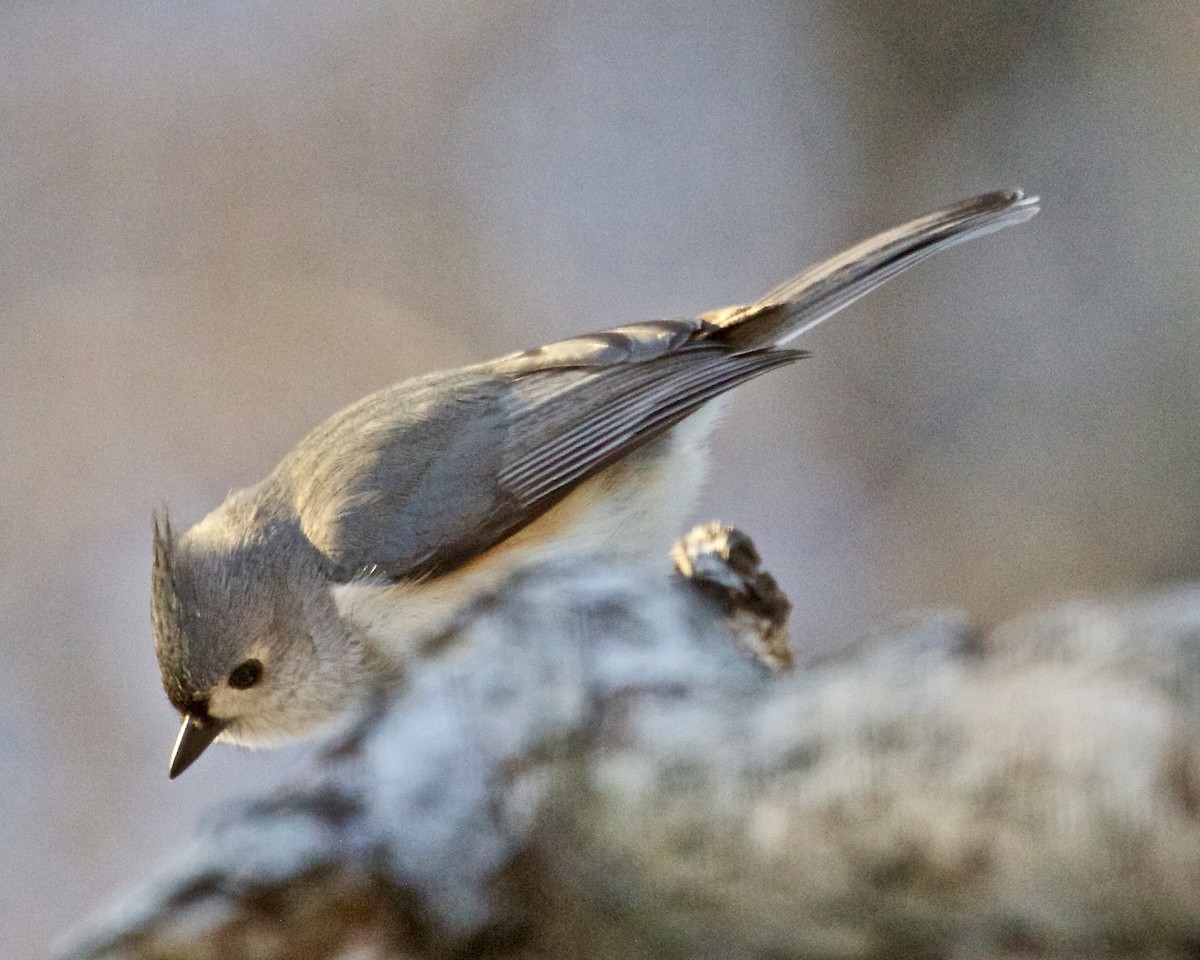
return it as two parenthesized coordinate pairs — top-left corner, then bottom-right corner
(280, 332), (802, 581)
(284, 189), (1037, 580)
(493, 331), (801, 507)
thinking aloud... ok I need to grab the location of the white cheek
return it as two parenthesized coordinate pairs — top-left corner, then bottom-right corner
(220, 711), (337, 749)
(206, 643), (273, 718)
(216, 683), (353, 748)
(206, 684), (240, 718)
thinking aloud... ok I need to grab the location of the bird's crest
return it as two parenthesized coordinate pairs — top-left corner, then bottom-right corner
(151, 508), (194, 711)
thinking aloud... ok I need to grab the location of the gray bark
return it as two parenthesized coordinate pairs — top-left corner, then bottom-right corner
(60, 526), (1200, 959)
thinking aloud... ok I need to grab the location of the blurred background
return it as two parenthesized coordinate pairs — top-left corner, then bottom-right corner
(3, 1), (1200, 954)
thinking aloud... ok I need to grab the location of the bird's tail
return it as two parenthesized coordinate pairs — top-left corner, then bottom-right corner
(700, 189), (1040, 352)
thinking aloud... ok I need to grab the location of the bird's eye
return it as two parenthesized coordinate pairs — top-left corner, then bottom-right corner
(227, 659), (262, 690)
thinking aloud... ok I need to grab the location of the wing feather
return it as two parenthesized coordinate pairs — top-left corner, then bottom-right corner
(287, 339), (802, 581)
(499, 348), (800, 504)
(284, 190), (1037, 580)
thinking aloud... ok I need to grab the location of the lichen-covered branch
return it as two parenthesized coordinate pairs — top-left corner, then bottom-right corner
(60, 527), (1200, 960)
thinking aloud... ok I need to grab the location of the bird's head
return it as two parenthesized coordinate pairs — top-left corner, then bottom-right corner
(150, 501), (370, 777)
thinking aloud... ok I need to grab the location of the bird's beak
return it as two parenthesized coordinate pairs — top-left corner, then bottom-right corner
(169, 714), (228, 779)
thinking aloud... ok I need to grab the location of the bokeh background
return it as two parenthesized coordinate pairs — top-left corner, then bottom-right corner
(4, 1), (1200, 954)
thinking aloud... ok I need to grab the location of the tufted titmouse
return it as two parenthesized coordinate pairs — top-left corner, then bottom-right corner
(151, 189), (1039, 778)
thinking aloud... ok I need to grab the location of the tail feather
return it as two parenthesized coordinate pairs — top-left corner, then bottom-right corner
(701, 189), (1040, 352)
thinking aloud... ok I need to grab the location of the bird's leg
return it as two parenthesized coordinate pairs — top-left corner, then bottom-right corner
(670, 522), (793, 671)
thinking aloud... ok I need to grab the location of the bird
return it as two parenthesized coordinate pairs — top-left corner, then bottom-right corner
(151, 189), (1039, 778)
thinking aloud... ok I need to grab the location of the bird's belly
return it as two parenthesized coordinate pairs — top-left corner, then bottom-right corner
(330, 402), (721, 665)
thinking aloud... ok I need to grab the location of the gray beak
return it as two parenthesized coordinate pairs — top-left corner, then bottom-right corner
(169, 714), (228, 779)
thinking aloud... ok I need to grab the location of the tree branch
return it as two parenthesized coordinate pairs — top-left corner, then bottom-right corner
(61, 527), (1200, 959)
